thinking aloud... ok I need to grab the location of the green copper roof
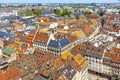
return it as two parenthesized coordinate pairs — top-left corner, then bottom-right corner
(3, 48), (16, 55)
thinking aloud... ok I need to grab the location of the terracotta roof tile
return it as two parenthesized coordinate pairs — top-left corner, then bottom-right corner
(36, 17), (49, 22)
(87, 14), (99, 19)
(104, 47), (120, 64)
(71, 60), (81, 72)
(71, 42), (87, 56)
(1, 68), (21, 80)
(16, 31), (25, 39)
(84, 27), (93, 35)
(55, 58), (67, 69)
(34, 32), (49, 44)
(33, 48), (54, 67)
(0, 70), (4, 80)
(25, 33), (34, 44)
(55, 32), (75, 42)
(7, 55), (36, 78)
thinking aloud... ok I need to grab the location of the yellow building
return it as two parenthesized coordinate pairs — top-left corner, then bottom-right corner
(57, 74), (68, 80)
(40, 27), (50, 33)
(8, 40), (22, 51)
(0, 40), (4, 48)
(61, 51), (73, 60)
(74, 54), (88, 68)
(73, 54), (88, 80)
(73, 30), (85, 39)
(57, 30), (68, 34)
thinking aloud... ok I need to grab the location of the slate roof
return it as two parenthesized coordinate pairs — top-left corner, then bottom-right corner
(43, 10), (54, 15)
(0, 32), (16, 38)
(48, 38), (70, 49)
(59, 64), (76, 80)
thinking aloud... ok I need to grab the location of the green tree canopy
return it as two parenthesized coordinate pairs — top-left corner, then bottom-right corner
(78, 5), (85, 8)
(54, 9), (62, 16)
(54, 9), (71, 17)
(75, 14), (79, 20)
(18, 9), (44, 16)
(84, 10), (92, 15)
(97, 10), (104, 16)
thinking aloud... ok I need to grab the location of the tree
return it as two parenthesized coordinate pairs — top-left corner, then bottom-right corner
(119, 11), (120, 14)
(35, 24), (39, 29)
(54, 9), (62, 16)
(17, 12), (23, 16)
(84, 10), (92, 15)
(62, 9), (71, 17)
(75, 14), (79, 20)
(97, 10), (104, 16)
(24, 9), (33, 15)
(22, 9), (43, 16)
(54, 9), (71, 18)
(78, 5), (85, 8)
(31, 9), (43, 16)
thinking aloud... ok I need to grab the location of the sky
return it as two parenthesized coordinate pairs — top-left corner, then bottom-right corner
(0, 0), (120, 3)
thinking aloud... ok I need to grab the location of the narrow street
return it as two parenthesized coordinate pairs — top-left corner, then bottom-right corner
(88, 73), (108, 80)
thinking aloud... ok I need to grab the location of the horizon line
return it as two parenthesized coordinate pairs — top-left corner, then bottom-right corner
(0, 2), (120, 4)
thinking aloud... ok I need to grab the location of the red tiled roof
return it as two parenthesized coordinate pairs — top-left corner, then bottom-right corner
(55, 58), (63, 69)
(87, 14), (99, 19)
(107, 14), (116, 20)
(84, 27), (92, 35)
(0, 70), (4, 80)
(71, 60), (82, 72)
(109, 29), (119, 32)
(25, 33), (35, 44)
(36, 17), (49, 22)
(33, 48), (54, 67)
(71, 42), (87, 56)
(16, 32), (24, 39)
(55, 58), (67, 69)
(104, 47), (120, 64)
(0, 68), (21, 80)
(34, 32), (49, 44)
(55, 32), (75, 42)
(104, 21), (112, 26)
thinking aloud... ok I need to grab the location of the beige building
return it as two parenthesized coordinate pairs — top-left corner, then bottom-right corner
(12, 22), (25, 31)
(71, 54), (88, 80)
(103, 47), (120, 79)
(33, 32), (50, 51)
